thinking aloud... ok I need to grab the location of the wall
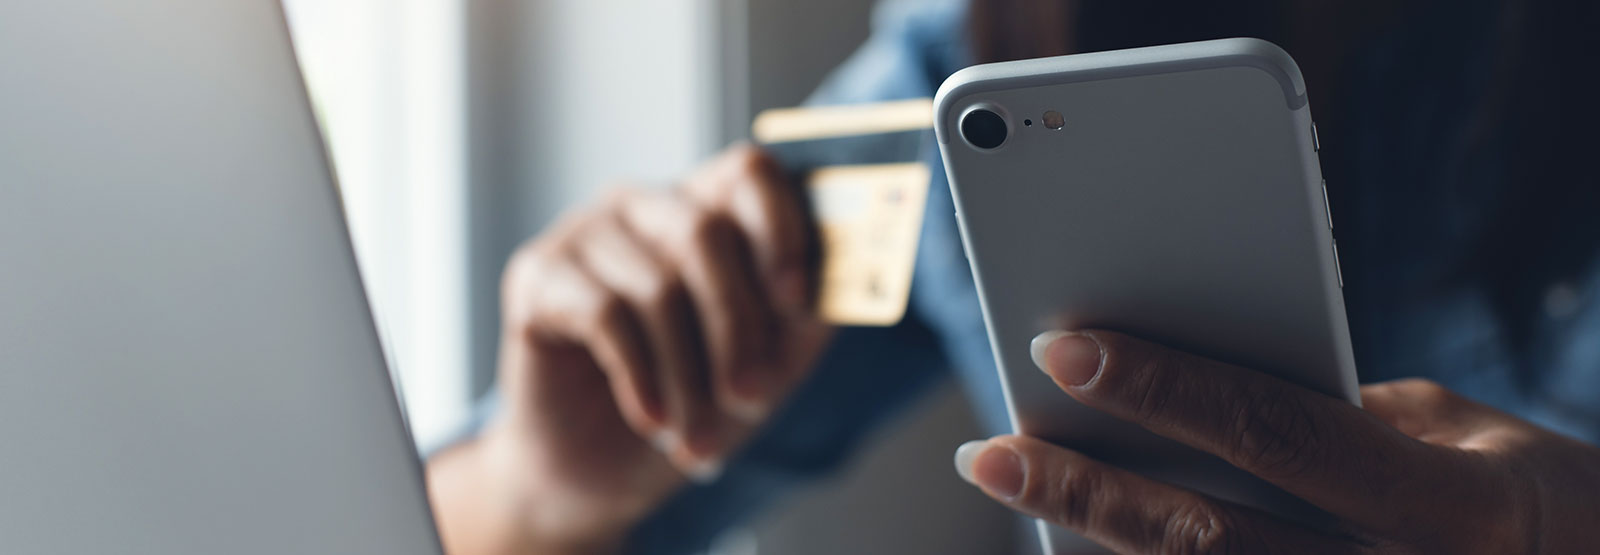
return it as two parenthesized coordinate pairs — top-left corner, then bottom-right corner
(716, 0), (876, 139)
(465, 0), (724, 393)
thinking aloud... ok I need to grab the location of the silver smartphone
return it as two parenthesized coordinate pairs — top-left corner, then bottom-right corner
(934, 38), (1359, 553)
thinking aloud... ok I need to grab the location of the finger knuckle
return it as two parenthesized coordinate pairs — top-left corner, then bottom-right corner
(1404, 378), (1460, 412)
(1227, 389), (1323, 481)
(723, 144), (771, 176)
(1045, 463), (1103, 530)
(501, 243), (561, 301)
(606, 187), (663, 223)
(1161, 503), (1240, 555)
(1121, 347), (1182, 425)
(502, 242), (544, 281)
(600, 186), (634, 208)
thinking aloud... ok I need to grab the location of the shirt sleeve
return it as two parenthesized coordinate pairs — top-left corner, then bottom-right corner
(804, 0), (969, 108)
(1526, 265), (1600, 443)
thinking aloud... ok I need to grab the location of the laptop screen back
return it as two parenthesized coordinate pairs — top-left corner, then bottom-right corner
(0, 1), (440, 552)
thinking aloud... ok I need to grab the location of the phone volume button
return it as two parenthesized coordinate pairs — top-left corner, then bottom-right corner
(1332, 240), (1344, 288)
(1322, 179), (1333, 229)
(1311, 122), (1322, 152)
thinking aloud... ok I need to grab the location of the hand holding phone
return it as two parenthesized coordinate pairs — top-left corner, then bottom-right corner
(959, 329), (1600, 555)
(935, 38), (1358, 552)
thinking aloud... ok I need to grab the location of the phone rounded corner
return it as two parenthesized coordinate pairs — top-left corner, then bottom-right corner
(933, 66), (991, 145)
(1214, 38), (1309, 110)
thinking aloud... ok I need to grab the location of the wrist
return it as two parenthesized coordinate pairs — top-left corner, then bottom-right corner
(474, 420), (635, 555)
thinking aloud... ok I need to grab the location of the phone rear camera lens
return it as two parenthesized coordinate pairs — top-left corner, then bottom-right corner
(961, 108), (1007, 150)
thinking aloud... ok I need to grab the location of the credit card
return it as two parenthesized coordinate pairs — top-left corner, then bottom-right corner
(753, 98), (933, 326)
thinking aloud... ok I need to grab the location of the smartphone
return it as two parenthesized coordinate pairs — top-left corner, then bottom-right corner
(934, 38), (1359, 553)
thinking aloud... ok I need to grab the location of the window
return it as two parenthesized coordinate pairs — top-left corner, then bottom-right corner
(283, 0), (470, 450)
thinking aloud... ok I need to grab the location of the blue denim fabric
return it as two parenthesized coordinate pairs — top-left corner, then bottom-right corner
(455, 1), (1600, 552)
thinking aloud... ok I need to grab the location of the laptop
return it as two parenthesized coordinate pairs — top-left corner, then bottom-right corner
(0, 1), (441, 552)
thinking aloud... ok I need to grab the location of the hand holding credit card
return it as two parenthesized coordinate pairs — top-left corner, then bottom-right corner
(753, 98), (934, 326)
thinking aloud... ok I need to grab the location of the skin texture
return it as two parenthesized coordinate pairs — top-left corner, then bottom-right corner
(958, 330), (1600, 554)
(426, 146), (832, 555)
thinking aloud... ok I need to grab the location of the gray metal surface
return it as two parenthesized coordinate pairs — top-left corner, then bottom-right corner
(0, 2), (440, 552)
(936, 39), (1357, 554)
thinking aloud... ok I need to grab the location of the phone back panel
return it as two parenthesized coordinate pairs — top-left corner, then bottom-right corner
(935, 39), (1357, 552)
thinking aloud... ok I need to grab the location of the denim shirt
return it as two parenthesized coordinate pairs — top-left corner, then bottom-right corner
(623, 0), (1600, 551)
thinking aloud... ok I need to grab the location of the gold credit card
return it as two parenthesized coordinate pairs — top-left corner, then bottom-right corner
(807, 163), (930, 325)
(753, 99), (934, 326)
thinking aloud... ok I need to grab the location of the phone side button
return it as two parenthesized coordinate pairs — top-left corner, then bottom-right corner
(1311, 122), (1322, 152)
(1322, 179), (1333, 229)
(1332, 240), (1344, 288)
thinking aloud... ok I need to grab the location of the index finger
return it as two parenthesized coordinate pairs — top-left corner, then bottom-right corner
(958, 435), (1360, 555)
(1031, 329), (1447, 531)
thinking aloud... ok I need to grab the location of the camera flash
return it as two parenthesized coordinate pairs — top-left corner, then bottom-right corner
(1043, 110), (1065, 130)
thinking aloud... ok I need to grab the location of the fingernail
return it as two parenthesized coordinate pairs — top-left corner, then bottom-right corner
(727, 392), (769, 424)
(726, 367), (772, 422)
(685, 458), (725, 484)
(1031, 331), (1102, 387)
(953, 440), (987, 484)
(954, 440), (1024, 499)
(650, 430), (681, 455)
(657, 429), (726, 484)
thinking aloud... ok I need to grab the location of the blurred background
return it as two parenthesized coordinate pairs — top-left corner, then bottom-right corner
(281, 0), (1015, 553)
